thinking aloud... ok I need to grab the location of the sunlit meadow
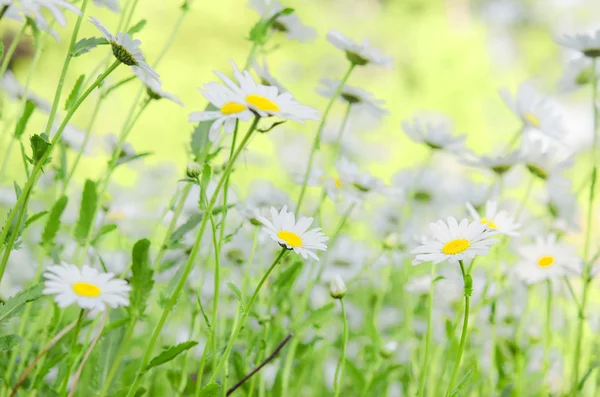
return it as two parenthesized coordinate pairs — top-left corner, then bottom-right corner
(0, 0), (599, 396)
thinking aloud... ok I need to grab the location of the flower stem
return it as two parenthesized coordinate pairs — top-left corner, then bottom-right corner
(418, 264), (436, 396)
(542, 280), (552, 393)
(333, 299), (349, 397)
(445, 260), (471, 397)
(58, 310), (86, 395)
(97, 317), (137, 397)
(295, 63), (355, 215)
(0, 23), (26, 81)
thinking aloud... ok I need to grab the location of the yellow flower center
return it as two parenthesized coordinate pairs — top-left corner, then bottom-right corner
(524, 112), (540, 127)
(72, 282), (101, 297)
(107, 211), (127, 221)
(480, 217), (497, 229)
(334, 177), (342, 189)
(221, 102), (246, 115)
(537, 255), (554, 268)
(442, 239), (470, 255)
(246, 94), (280, 112)
(277, 230), (302, 247)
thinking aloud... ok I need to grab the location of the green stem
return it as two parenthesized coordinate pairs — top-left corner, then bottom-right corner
(333, 102), (352, 156)
(0, 137), (16, 181)
(97, 318), (137, 397)
(0, 23), (25, 81)
(542, 280), (552, 391)
(418, 264), (436, 396)
(445, 261), (471, 397)
(58, 310), (85, 396)
(125, 117), (260, 397)
(295, 63), (356, 215)
(333, 299), (349, 397)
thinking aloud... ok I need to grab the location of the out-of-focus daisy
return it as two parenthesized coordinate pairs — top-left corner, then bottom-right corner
(544, 176), (580, 232)
(248, 0), (316, 42)
(514, 235), (581, 284)
(320, 234), (370, 281)
(556, 30), (600, 58)
(411, 217), (499, 266)
(257, 205), (328, 260)
(59, 124), (95, 155)
(466, 200), (520, 237)
(93, 0), (119, 12)
(317, 78), (388, 117)
(391, 166), (455, 208)
(325, 157), (383, 204)
(499, 83), (565, 140)
(1, 70), (51, 113)
(521, 145), (573, 180)
(104, 134), (138, 165)
(558, 57), (598, 92)
(253, 58), (288, 93)
(43, 263), (130, 311)
(326, 30), (393, 68)
(402, 114), (467, 153)
(463, 150), (521, 176)
(89, 17), (160, 83)
(137, 70), (183, 106)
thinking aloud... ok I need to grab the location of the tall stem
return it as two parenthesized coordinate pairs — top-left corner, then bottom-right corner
(97, 318), (137, 397)
(333, 299), (349, 397)
(542, 280), (552, 392)
(418, 264), (436, 396)
(58, 310), (85, 395)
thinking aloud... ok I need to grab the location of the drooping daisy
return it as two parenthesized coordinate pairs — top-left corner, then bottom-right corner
(257, 205), (328, 260)
(326, 30), (393, 68)
(520, 144), (573, 180)
(89, 17), (160, 83)
(402, 114), (467, 153)
(556, 29), (600, 58)
(325, 157), (384, 204)
(462, 150), (521, 176)
(466, 200), (520, 237)
(514, 235), (581, 284)
(43, 263), (130, 311)
(248, 0), (317, 42)
(93, 0), (119, 12)
(411, 217), (499, 266)
(104, 134), (138, 165)
(558, 56), (598, 92)
(253, 58), (288, 93)
(1, 70), (51, 113)
(136, 70), (183, 106)
(499, 82), (565, 140)
(317, 78), (388, 117)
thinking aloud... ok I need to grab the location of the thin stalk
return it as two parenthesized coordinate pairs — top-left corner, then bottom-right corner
(333, 300), (349, 397)
(418, 264), (437, 396)
(97, 318), (137, 397)
(0, 23), (26, 81)
(0, 137), (16, 180)
(542, 280), (552, 393)
(58, 310), (86, 395)
(332, 102), (352, 156)
(295, 63), (356, 215)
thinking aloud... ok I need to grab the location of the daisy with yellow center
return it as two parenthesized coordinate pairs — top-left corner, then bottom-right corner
(411, 217), (499, 266)
(43, 263), (131, 311)
(257, 205), (328, 261)
(514, 234), (582, 284)
(466, 200), (520, 237)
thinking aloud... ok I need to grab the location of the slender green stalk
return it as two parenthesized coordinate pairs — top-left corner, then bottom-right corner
(58, 310), (85, 395)
(445, 260), (472, 397)
(332, 102), (352, 155)
(333, 299), (349, 397)
(0, 137), (16, 181)
(295, 63), (356, 215)
(125, 117), (260, 397)
(0, 23), (26, 82)
(418, 264), (437, 396)
(514, 286), (530, 397)
(542, 280), (552, 394)
(97, 318), (137, 397)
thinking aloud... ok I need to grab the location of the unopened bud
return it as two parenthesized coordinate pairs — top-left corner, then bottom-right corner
(380, 341), (398, 358)
(329, 275), (347, 299)
(186, 161), (202, 179)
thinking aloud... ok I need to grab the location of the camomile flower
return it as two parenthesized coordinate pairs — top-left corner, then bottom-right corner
(514, 234), (581, 284)
(544, 175), (580, 232)
(43, 263), (130, 311)
(1, 0), (81, 26)
(104, 134), (138, 165)
(253, 58), (288, 93)
(556, 29), (600, 58)
(136, 70), (183, 106)
(499, 82), (565, 140)
(402, 114), (466, 153)
(317, 78), (388, 117)
(466, 200), (520, 237)
(248, 0), (317, 42)
(558, 57), (599, 92)
(93, 0), (119, 12)
(257, 205), (328, 260)
(462, 150), (521, 176)
(520, 144), (573, 180)
(89, 17), (160, 83)
(326, 157), (384, 204)
(411, 217), (499, 266)
(326, 30), (393, 68)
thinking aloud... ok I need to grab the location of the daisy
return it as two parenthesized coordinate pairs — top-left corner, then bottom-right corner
(317, 78), (388, 117)
(558, 57), (598, 92)
(257, 205), (329, 260)
(462, 150), (521, 176)
(104, 134), (138, 165)
(136, 70), (183, 106)
(42, 263), (130, 311)
(89, 17), (160, 83)
(466, 200), (520, 237)
(329, 275), (347, 299)
(411, 217), (499, 266)
(93, 0), (119, 12)
(326, 30), (393, 68)
(556, 29), (600, 58)
(253, 58), (288, 93)
(326, 157), (384, 204)
(1, 0), (81, 27)
(248, 0), (317, 42)
(521, 145), (573, 180)
(402, 114), (467, 153)
(514, 235), (581, 284)
(499, 82), (565, 140)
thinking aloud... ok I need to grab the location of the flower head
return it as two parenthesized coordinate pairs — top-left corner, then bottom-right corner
(136, 70), (183, 106)
(326, 30), (393, 67)
(558, 56), (599, 92)
(43, 263), (130, 311)
(257, 205), (328, 260)
(466, 200), (520, 237)
(556, 30), (600, 58)
(462, 150), (521, 176)
(329, 275), (347, 299)
(317, 78), (388, 117)
(93, 0), (119, 12)
(326, 157), (383, 204)
(514, 235), (581, 284)
(402, 114), (466, 153)
(249, 0), (317, 42)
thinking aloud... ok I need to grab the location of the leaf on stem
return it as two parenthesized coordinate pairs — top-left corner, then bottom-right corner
(14, 100), (36, 139)
(0, 334), (20, 351)
(127, 20), (147, 36)
(0, 283), (43, 326)
(145, 341), (199, 371)
(42, 196), (68, 247)
(65, 74), (85, 110)
(74, 180), (98, 244)
(72, 37), (108, 57)
(130, 239), (154, 316)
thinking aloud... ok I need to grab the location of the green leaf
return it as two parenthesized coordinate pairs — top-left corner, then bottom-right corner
(145, 341), (198, 371)
(272, 260), (303, 291)
(15, 100), (36, 139)
(578, 361), (599, 391)
(74, 180), (98, 244)
(24, 210), (48, 229)
(432, 275), (445, 284)
(450, 366), (474, 396)
(72, 37), (108, 57)
(29, 133), (51, 166)
(196, 295), (211, 331)
(0, 42), (4, 61)
(0, 283), (44, 326)
(300, 303), (335, 330)
(127, 19), (147, 36)
(65, 74), (85, 110)
(226, 282), (243, 306)
(130, 239), (154, 316)
(190, 104), (217, 161)
(42, 196), (68, 246)
(0, 334), (20, 351)
(170, 213), (203, 244)
(91, 224), (118, 245)
(198, 383), (220, 396)
(134, 387), (147, 397)
(249, 8), (294, 44)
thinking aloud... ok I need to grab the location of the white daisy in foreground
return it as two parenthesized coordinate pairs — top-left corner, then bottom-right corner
(411, 217), (499, 266)
(257, 205), (328, 260)
(93, 0), (119, 12)
(514, 235), (581, 284)
(43, 263), (130, 311)
(402, 114), (466, 153)
(556, 30), (600, 58)
(326, 30), (393, 68)
(89, 17), (160, 83)
(5, 0), (81, 26)
(499, 83), (564, 140)
(317, 78), (388, 117)
(248, 0), (316, 42)
(466, 200), (520, 237)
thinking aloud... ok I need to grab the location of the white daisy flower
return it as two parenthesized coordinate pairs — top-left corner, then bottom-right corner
(136, 70), (183, 106)
(248, 0), (317, 42)
(402, 114), (467, 153)
(391, 166), (455, 208)
(2, 0), (81, 27)
(257, 205), (329, 261)
(514, 235), (581, 284)
(544, 175), (580, 232)
(89, 17), (160, 83)
(520, 144), (573, 180)
(558, 56), (599, 92)
(325, 157), (383, 204)
(326, 30), (393, 68)
(253, 58), (288, 93)
(317, 78), (388, 117)
(411, 217), (499, 266)
(104, 134), (138, 165)
(499, 82), (565, 140)
(93, 0), (119, 12)
(556, 29), (600, 58)
(42, 263), (130, 311)
(462, 150), (521, 176)
(466, 200), (520, 237)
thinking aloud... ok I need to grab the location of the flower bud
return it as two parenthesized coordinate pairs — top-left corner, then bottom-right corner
(186, 161), (202, 179)
(380, 341), (398, 358)
(329, 275), (347, 299)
